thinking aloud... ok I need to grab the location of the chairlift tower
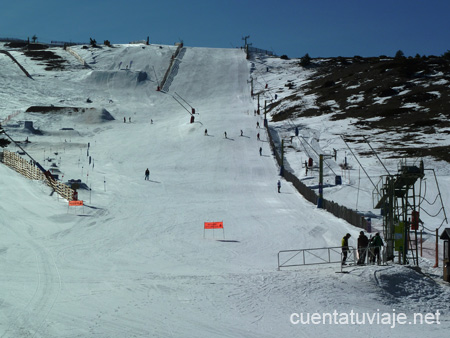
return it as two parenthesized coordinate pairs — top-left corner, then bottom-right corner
(242, 35), (251, 59)
(318, 154), (333, 209)
(242, 35), (250, 48)
(343, 135), (446, 266)
(373, 159), (424, 265)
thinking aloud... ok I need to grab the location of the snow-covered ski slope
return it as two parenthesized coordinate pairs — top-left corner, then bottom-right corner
(0, 43), (449, 337)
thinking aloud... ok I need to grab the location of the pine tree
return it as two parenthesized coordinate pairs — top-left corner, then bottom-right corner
(300, 53), (312, 67)
(395, 50), (405, 59)
(443, 50), (450, 60)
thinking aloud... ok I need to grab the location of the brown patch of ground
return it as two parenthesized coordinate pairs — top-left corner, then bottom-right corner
(268, 55), (450, 163)
(23, 49), (67, 71)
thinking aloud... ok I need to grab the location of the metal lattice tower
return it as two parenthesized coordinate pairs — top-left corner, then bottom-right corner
(373, 159), (424, 265)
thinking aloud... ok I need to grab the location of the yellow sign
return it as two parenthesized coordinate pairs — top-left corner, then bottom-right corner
(394, 222), (405, 251)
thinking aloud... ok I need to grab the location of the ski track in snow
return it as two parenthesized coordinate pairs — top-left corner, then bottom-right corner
(0, 43), (449, 337)
(1, 220), (61, 338)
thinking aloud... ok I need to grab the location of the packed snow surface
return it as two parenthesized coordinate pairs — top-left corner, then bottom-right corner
(0, 43), (449, 337)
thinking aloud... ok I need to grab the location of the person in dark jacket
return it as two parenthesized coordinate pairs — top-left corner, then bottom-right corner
(371, 233), (384, 265)
(341, 233), (351, 265)
(145, 168), (150, 180)
(357, 231), (369, 265)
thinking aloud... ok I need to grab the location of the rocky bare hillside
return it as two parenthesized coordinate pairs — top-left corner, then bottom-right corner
(268, 55), (450, 163)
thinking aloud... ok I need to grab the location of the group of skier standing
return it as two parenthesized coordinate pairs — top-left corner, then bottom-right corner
(341, 231), (384, 265)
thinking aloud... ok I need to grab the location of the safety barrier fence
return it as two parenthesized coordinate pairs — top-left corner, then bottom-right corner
(161, 47), (186, 92)
(160, 44), (184, 92)
(0, 37), (85, 46)
(1, 110), (21, 124)
(65, 47), (90, 68)
(0, 37), (27, 43)
(51, 40), (86, 47)
(278, 245), (386, 271)
(248, 46), (275, 56)
(278, 246), (346, 269)
(2, 150), (74, 201)
(267, 125), (368, 230)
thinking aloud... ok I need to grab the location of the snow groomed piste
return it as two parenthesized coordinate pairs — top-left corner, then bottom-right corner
(0, 41), (449, 337)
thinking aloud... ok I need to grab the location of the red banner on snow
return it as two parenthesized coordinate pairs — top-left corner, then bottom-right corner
(204, 222), (223, 229)
(69, 200), (84, 206)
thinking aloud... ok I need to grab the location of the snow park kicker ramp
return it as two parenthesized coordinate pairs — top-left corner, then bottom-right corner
(72, 44), (177, 104)
(85, 69), (150, 89)
(76, 44), (176, 84)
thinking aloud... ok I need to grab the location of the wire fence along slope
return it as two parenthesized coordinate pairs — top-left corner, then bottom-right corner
(266, 125), (368, 230)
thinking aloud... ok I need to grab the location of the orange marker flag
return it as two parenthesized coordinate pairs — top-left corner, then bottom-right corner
(204, 222), (223, 229)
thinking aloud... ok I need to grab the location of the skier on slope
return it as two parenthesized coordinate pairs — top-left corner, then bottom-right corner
(145, 168), (150, 180)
